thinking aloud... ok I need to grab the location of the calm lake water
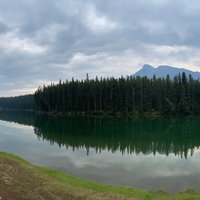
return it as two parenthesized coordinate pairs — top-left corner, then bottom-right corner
(1, 111), (200, 193)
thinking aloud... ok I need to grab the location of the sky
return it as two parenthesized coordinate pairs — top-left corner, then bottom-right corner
(1, 0), (200, 96)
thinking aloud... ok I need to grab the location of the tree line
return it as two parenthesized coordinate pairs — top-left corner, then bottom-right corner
(1, 72), (200, 114)
(35, 72), (200, 114)
(0, 94), (34, 111)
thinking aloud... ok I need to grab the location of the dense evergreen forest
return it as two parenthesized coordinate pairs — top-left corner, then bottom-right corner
(1, 72), (200, 115)
(35, 72), (200, 114)
(0, 94), (35, 111)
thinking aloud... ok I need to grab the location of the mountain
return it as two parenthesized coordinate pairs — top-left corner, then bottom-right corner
(133, 64), (200, 79)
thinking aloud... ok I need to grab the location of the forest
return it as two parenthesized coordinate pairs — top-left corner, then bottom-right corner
(0, 94), (34, 111)
(1, 72), (200, 114)
(34, 72), (200, 114)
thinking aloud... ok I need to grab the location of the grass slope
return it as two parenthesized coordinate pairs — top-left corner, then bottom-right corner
(0, 152), (200, 200)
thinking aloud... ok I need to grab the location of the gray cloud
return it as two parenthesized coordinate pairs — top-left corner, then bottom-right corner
(0, 0), (200, 96)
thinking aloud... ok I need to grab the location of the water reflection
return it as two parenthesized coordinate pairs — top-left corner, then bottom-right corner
(0, 111), (200, 158)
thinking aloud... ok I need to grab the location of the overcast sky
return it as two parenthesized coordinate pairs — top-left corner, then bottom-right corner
(1, 0), (200, 96)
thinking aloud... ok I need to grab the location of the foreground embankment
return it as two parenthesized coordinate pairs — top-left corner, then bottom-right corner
(0, 152), (200, 200)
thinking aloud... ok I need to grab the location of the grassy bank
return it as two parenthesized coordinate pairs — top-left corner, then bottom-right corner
(0, 152), (200, 200)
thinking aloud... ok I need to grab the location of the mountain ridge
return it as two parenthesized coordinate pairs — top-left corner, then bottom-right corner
(133, 64), (200, 79)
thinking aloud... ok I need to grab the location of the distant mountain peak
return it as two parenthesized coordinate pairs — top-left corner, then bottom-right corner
(133, 64), (200, 79)
(142, 64), (154, 69)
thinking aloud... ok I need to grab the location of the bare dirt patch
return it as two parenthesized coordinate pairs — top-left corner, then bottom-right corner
(0, 157), (81, 200)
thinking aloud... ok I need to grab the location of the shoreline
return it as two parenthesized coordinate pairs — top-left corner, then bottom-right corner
(0, 109), (198, 118)
(1, 152), (200, 200)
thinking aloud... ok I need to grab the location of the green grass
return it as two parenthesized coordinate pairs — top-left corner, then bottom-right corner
(1, 152), (200, 200)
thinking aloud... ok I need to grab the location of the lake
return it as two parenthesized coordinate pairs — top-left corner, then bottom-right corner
(0, 111), (200, 193)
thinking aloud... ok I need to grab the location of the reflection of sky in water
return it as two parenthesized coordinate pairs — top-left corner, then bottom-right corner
(1, 120), (200, 193)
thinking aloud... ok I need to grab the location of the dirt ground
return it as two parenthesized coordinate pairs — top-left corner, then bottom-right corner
(0, 157), (83, 200)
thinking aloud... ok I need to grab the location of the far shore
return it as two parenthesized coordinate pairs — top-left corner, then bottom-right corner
(1, 108), (198, 118)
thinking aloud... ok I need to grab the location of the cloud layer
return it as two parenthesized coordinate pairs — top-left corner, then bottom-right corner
(1, 0), (200, 96)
